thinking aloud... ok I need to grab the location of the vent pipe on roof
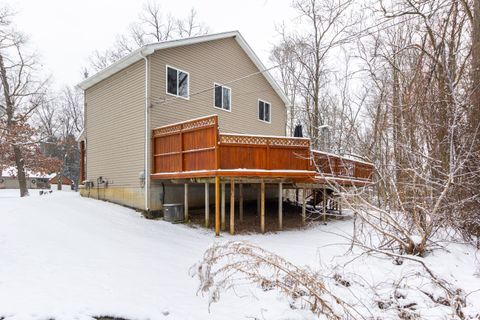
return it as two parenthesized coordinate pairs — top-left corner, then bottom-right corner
(294, 124), (303, 138)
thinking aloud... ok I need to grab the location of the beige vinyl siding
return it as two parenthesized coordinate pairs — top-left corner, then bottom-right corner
(85, 60), (145, 188)
(149, 37), (286, 135)
(81, 36), (287, 210)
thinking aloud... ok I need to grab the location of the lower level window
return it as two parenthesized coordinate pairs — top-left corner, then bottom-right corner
(258, 100), (271, 122)
(214, 84), (231, 111)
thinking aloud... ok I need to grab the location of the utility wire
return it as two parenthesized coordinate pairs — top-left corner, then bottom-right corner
(151, 14), (419, 108)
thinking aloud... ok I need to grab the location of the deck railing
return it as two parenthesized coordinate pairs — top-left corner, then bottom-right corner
(311, 150), (373, 181)
(152, 115), (311, 174)
(152, 115), (373, 182)
(218, 133), (311, 171)
(152, 116), (218, 173)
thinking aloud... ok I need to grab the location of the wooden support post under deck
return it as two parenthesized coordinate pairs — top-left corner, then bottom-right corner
(257, 185), (261, 217)
(184, 184), (189, 221)
(230, 178), (235, 235)
(302, 188), (306, 224)
(278, 182), (283, 230)
(239, 183), (244, 222)
(323, 185), (327, 225)
(205, 183), (209, 228)
(221, 182), (226, 230)
(261, 180), (265, 233)
(215, 176), (220, 236)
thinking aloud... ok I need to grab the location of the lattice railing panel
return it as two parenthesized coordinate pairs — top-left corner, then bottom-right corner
(268, 137), (310, 147)
(153, 115), (217, 137)
(182, 116), (217, 131)
(153, 124), (182, 137)
(220, 135), (268, 145)
(220, 134), (310, 147)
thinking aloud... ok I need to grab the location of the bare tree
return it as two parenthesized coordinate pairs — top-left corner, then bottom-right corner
(271, 0), (361, 150)
(57, 86), (83, 137)
(137, 1), (175, 43)
(88, 2), (209, 73)
(270, 35), (305, 136)
(34, 85), (84, 188)
(0, 8), (60, 197)
(323, 0), (479, 241)
(177, 8), (209, 38)
(186, 0), (480, 317)
(462, 0), (480, 243)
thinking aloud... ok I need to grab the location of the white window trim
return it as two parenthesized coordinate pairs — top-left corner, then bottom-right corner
(257, 99), (271, 124)
(213, 83), (232, 112)
(165, 64), (190, 100)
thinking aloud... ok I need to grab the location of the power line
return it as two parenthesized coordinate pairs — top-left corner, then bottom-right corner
(151, 14), (419, 108)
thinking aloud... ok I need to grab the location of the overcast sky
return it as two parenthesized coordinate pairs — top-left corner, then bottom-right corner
(5, 0), (297, 89)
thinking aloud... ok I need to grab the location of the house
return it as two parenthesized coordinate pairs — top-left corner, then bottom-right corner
(0, 167), (50, 189)
(48, 174), (74, 186)
(77, 31), (373, 234)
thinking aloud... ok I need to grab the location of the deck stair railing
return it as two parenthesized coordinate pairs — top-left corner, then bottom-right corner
(311, 150), (373, 181)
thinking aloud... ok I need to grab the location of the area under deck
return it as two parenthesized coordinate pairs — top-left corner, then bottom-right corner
(150, 115), (374, 235)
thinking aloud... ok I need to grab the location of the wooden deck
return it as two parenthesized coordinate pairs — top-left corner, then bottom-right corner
(151, 115), (373, 185)
(150, 115), (374, 235)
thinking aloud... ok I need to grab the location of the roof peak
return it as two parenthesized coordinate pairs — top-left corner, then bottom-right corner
(143, 30), (240, 48)
(77, 30), (290, 106)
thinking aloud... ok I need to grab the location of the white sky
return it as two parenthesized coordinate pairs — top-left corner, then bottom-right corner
(5, 0), (297, 88)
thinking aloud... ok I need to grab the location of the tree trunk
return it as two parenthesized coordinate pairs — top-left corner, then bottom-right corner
(472, 0), (480, 137)
(13, 146), (29, 197)
(0, 51), (29, 197)
(57, 172), (62, 191)
(391, 56), (404, 209)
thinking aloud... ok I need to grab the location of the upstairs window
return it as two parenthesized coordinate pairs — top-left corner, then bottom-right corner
(258, 99), (271, 123)
(166, 66), (189, 99)
(214, 84), (231, 111)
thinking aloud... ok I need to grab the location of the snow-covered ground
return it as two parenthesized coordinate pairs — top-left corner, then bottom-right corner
(52, 184), (73, 191)
(0, 189), (479, 320)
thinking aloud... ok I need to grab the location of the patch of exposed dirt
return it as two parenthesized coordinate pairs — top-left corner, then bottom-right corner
(186, 200), (348, 234)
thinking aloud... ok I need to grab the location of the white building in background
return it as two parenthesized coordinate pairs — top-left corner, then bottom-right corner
(0, 167), (50, 189)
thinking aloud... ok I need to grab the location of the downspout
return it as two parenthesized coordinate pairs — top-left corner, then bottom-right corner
(140, 49), (151, 212)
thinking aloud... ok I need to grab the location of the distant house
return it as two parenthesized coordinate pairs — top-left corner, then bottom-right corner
(0, 167), (50, 189)
(48, 174), (74, 186)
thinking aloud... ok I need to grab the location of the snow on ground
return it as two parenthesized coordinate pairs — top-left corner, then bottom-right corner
(52, 184), (73, 191)
(0, 189), (479, 320)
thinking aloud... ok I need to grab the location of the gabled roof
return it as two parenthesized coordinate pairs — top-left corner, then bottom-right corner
(48, 173), (74, 184)
(77, 31), (290, 106)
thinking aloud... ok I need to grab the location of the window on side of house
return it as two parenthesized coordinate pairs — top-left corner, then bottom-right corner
(214, 84), (231, 111)
(258, 99), (271, 123)
(166, 66), (189, 99)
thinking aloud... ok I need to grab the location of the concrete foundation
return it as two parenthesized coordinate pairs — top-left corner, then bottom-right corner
(80, 181), (278, 213)
(80, 186), (146, 210)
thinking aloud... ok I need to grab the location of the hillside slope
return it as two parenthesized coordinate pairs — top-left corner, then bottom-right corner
(0, 190), (478, 319)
